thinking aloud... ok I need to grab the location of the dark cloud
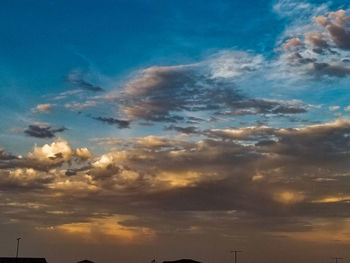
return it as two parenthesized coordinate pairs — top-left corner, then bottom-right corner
(287, 52), (317, 65)
(0, 148), (18, 161)
(65, 166), (91, 176)
(309, 62), (350, 77)
(24, 124), (67, 138)
(92, 116), (130, 128)
(115, 65), (307, 123)
(164, 125), (200, 134)
(0, 148), (21, 170)
(186, 116), (205, 124)
(66, 71), (104, 92)
(3, 121), (350, 250)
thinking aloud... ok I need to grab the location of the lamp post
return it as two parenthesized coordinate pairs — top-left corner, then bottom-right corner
(16, 238), (21, 258)
(230, 250), (242, 263)
(332, 257), (344, 263)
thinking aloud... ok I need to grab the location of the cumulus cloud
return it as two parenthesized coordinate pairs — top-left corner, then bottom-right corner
(27, 138), (92, 168)
(315, 10), (350, 50)
(275, 4), (350, 78)
(3, 120), (350, 243)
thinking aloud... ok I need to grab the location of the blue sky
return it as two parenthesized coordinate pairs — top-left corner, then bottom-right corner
(2, 1), (350, 263)
(0, 0), (341, 152)
(0, 0), (285, 153)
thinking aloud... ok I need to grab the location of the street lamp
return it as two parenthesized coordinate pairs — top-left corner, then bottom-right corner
(16, 238), (21, 258)
(230, 250), (242, 263)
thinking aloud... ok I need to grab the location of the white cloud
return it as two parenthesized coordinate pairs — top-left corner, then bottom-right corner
(329, 106), (340, 111)
(207, 51), (264, 79)
(33, 103), (54, 113)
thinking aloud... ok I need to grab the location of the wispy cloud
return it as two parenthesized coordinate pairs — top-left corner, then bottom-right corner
(65, 70), (104, 92)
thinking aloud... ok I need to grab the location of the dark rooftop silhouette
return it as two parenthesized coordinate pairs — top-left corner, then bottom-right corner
(0, 258), (47, 263)
(163, 259), (201, 263)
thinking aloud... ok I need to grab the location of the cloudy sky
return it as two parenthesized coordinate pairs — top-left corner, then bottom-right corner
(2, 0), (350, 262)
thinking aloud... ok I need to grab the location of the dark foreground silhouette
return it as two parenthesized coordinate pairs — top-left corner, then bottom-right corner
(0, 258), (47, 263)
(163, 260), (201, 263)
(0, 257), (202, 263)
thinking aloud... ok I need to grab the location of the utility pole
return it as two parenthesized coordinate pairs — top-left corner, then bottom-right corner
(332, 257), (344, 263)
(16, 238), (21, 258)
(230, 250), (242, 263)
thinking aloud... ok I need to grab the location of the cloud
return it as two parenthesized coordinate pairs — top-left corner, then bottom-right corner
(283, 38), (303, 51)
(27, 138), (92, 167)
(90, 137), (124, 146)
(307, 62), (350, 77)
(273, 0), (313, 18)
(3, 120), (350, 244)
(135, 136), (190, 149)
(33, 103), (54, 113)
(207, 126), (276, 141)
(0, 139), (93, 195)
(207, 51), (264, 79)
(92, 116), (130, 129)
(304, 32), (329, 49)
(164, 125), (200, 134)
(65, 100), (97, 111)
(49, 215), (155, 244)
(110, 61), (307, 123)
(0, 148), (18, 161)
(315, 10), (350, 50)
(329, 106), (340, 111)
(4, 1), (350, 249)
(53, 89), (84, 100)
(66, 70), (104, 92)
(24, 124), (67, 138)
(275, 5), (350, 78)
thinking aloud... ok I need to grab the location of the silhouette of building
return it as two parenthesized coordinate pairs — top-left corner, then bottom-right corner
(163, 259), (201, 263)
(0, 258), (47, 263)
(77, 260), (95, 263)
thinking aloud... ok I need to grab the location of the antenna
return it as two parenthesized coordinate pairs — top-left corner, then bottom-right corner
(332, 257), (344, 263)
(230, 250), (243, 263)
(16, 238), (21, 258)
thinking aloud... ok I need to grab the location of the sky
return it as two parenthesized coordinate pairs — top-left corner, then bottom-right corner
(2, 0), (350, 262)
